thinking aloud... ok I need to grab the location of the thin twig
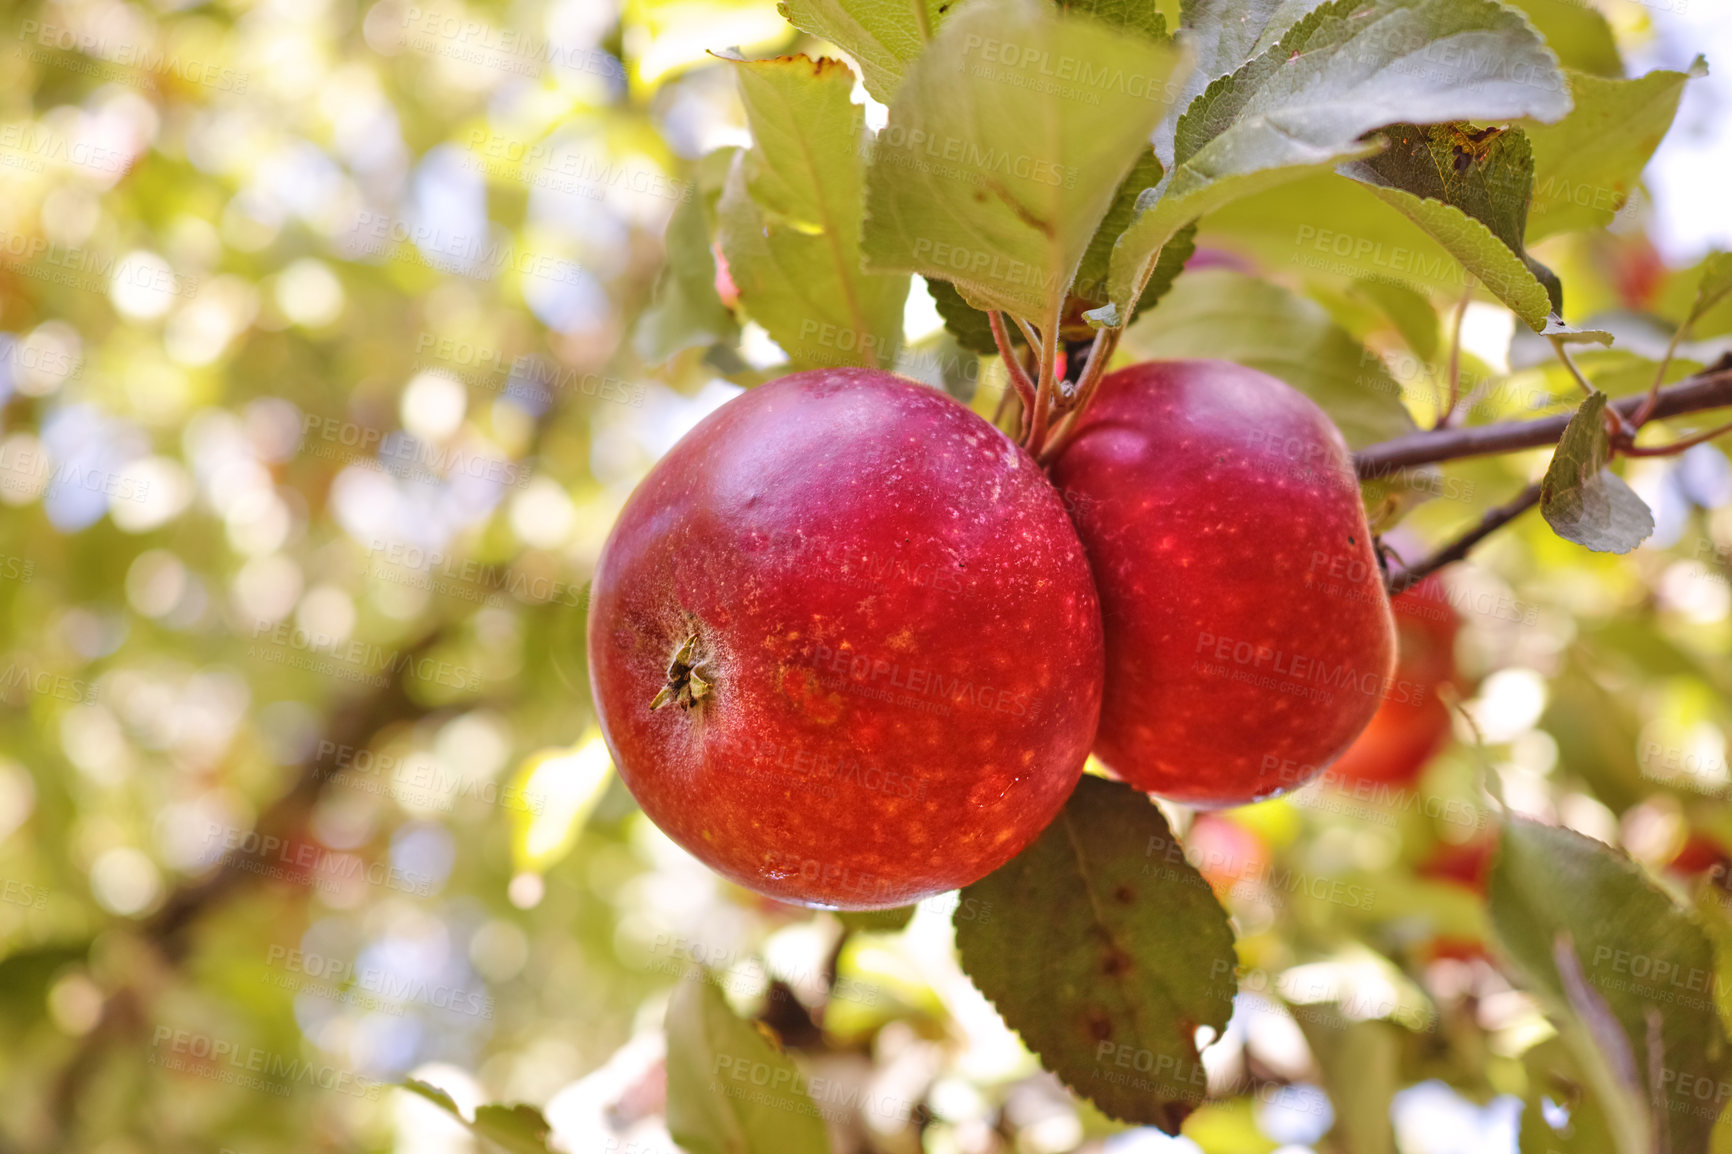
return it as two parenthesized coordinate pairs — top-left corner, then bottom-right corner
(1549, 335), (1596, 397)
(1620, 417), (1732, 457)
(1550, 335), (1636, 442)
(1633, 321), (1690, 428)
(1437, 288), (1472, 429)
(1355, 365), (1732, 479)
(1388, 483), (1543, 595)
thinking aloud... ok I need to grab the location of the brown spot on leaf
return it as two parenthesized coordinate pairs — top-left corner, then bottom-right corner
(1101, 948), (1133, 978)
(1113, 884), (1135, 904)
(1085, 1011), (1113, 1042)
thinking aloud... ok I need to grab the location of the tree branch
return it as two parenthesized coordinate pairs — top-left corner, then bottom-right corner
(1387, 482), (1542, 595)
(1355, 363), (1732, 480)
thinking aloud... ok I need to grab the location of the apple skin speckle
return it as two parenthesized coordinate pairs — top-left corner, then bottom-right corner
(1048, 360), (1396, 807)
(588, 368), (1104, 908)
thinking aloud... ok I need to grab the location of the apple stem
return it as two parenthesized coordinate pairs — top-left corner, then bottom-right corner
(1025, 299), (1064, 454)
(650, 631), (712, 711)
(988, 310), (1038, 433)
(1036, 328), (1121, 465)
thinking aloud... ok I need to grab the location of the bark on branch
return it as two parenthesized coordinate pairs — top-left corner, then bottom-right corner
(1354, 363), (1732, 480)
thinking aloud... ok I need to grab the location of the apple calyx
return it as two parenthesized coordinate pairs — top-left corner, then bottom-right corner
(649, 631), (712, 711)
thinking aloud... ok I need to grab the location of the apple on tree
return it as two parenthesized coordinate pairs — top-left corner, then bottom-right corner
(1048, 359), (1398, 807)
(587, 368), (1104, 909)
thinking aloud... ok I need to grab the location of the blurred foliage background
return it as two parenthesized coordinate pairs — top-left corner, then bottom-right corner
(2, 0), (1732, 1152)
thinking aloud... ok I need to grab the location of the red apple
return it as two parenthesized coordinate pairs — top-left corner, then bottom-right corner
(1418, 838), (1492, 893)
(1668, 833), (1729, 877)
(1327, 575), (1460, 787)
(588, 368), (1104, 908)
(1047, 360), (1396, 806)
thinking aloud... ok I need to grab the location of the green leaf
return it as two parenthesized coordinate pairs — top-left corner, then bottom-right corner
(1153, 0), (1326, 161)
(775, 0), (949, 102)
(1539, 391), (1653, 554)
(1107, 0), (1573, 317)
(1501, 0), (1622, 78)
(955, 776), (1237, 1133)
(400, 1081), (556, 1154)
(634, 186), (739, 364)
(1527, 61), (1705, 240)
(1520, 1038), (1620, 1154)
(1056, 0), (1167, 41)
(717, 54), (909, 372)
(926, 278), (1007, 356)
(1073, 153), (1196, 324)
(1685, 251), (1732, 331)
(1488, 817), (1732, 1154)
(862, 0), (1187, 319)
(665, 974), (832, 1154)
(1122, 268), (1417, 447)
(1349, 278), (1439, 361)
(1342, 124), (1558, 329)
(1296, 1017), (1401, 1154)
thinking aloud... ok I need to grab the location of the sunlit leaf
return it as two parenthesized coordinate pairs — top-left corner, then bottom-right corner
(1526, 61), (1705, 240)
(401, 1080), (556, 1154)
(863, 0), (1188, 319)
(1107, 0), (1573, 317)
(665, 974), (832, 1154)
(718, 53), (909, 371)
(1122, 268), (1417, 446)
